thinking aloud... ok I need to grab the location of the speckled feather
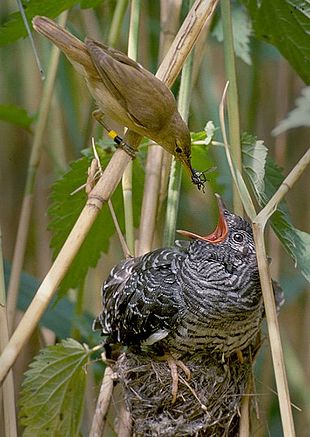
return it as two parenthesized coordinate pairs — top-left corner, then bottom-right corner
(94, 208), (264, 357)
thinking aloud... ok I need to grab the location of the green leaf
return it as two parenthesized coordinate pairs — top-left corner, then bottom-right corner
(48, 146), (144, 296)
(0, 104), (35, 131)
(291, 229), (310, 282)
(191, 121), (219, 145)
(242, 134), (310, 283)
(20, 339), (89, 436)
(213, 5), (252, 65)
(242, 0), (310, 83)
(242, 133), (267, 195)
(0, 0), (80, 47)
(272, 86), (310, 135)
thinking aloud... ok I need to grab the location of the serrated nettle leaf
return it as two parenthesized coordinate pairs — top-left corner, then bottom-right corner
(212, 5), (252, 65)
(48, 147), (144, 296)
(242, 0), (310, 83)
(272, 86), (310, 135)
(242, 136), (310, 283)
(20, 339), (90, 437)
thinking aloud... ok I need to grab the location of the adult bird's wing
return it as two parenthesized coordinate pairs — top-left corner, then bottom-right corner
(85, 39), (176, 132)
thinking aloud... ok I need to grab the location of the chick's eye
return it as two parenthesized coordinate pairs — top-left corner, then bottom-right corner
(233, 232), (244, 243)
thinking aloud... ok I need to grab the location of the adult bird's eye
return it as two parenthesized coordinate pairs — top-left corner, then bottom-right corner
(175, 145), (183, 153)
(233, 233), (244, 243)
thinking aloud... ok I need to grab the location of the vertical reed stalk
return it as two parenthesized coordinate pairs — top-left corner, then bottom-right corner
(164, 22), (194, 246)
(122, 0), (141, 256)
(220, 0), (243, 215)
(108, 0), (129, 47)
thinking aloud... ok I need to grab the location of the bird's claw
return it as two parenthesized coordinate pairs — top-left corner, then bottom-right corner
(115, 139), (136, 159)
(166, 355), (191, 404)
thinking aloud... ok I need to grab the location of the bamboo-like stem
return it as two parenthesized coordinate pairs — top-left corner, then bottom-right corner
(247, 149), (309, 437)
(122, 160), (134, 253)
(252, 225), (295, 437)
(156, 0), (218, 86)
(239, 381), (251, 437)
(220, 0), (243, 215)
(159, 0), (183, 62)
(108, 0), (129, 47)
(0, 226), (17, 437)
(117, 405), (132, 437)
(138, 0), (219, 254)
(0, 0), (219, 384)
(6, 12), (69, 334)
(121, 0), (141, 256)
(220, 94), (310, 437)
(89, 365), (114, 437)
(155, 152), (173, 247)
(127, 0), (140, 77)
(137, 145), (163, 255)
(164, 27), (194, 246)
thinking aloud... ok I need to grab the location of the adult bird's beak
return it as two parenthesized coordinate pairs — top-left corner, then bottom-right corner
(177, 194), (228, 243)
(179, 156), (206, 191)
(179, 155), (195, 179)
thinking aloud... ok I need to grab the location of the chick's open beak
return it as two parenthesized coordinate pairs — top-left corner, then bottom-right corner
(177, 194), (228, 244)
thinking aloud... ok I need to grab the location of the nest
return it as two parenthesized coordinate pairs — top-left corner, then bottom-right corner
(114, 348), (256, 436)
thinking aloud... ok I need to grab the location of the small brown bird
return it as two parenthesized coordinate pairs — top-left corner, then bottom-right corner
(33, 16), (204, 188)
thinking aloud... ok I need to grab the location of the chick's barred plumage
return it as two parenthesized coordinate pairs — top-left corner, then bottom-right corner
(94, 198), (264, 358)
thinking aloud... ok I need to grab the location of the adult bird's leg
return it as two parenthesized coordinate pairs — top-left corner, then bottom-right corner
(92, 109), (137, 159)
(164, 353), (191, 404)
